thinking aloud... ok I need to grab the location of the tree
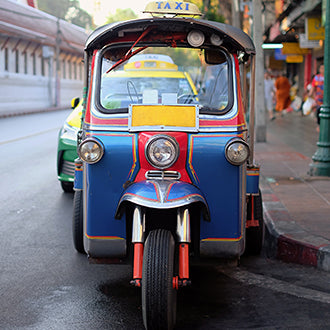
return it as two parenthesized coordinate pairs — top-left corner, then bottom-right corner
(38, 0), (74, 19)
(37, 0), (93, 29)
(105, 8), (138, 24)
(65, 7), (93, 29)
(190, 0), (226, 23)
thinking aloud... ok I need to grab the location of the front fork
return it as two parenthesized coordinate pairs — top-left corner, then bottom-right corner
(130, 206), (191, 289)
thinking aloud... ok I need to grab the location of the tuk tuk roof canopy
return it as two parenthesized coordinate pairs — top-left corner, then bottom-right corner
(85, 18), (256, 56)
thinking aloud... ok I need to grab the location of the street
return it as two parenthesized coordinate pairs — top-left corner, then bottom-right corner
(1, 110), (330, 329)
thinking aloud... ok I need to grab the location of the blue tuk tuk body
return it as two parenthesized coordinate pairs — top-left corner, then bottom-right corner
(80, 130), (249, 258)
(73, 2), (261, 328)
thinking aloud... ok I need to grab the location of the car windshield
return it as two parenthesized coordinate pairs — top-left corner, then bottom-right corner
(99, 47), (231, 114)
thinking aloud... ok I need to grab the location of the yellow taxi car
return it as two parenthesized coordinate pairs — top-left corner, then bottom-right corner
(56, 54), (197, 192)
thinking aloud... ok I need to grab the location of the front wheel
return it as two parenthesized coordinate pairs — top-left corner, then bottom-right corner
(61, 181), (73, 193)
(72, 190), (85, 254)
(142, 229), (177, 330)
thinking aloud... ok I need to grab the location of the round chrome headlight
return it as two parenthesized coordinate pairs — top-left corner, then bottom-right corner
(145, 135), (179, 169)
(225, 138), (250, 165)
(78, 138), (104, 164)
(187, 30), (205, 47)
(210, 33), (223, 46)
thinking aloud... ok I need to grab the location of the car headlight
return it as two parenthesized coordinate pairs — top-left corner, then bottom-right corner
(78, 138), (104, 164)
(145, 135), (179, 169)
(61, 122), (79, 141)
(225, 138), (250, 165)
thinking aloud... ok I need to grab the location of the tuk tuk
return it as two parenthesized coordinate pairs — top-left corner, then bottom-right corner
(73, 1), (263, 328)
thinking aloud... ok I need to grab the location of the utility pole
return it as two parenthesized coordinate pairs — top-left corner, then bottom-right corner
(55, 18), (61, 107)
(310, 0), (330, 176)
(252, 0), (266, 142)
(232, 0), (241, 29)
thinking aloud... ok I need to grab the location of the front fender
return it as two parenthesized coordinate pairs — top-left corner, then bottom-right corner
(115, 180), (210, 220)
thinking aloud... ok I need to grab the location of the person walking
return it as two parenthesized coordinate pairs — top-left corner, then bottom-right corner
(274, 72), (291, 117)
(309, 63), (324, 129)
(264, 71), (275, 120)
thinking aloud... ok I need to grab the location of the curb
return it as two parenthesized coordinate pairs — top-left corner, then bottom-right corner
(261, 178), (330, 272)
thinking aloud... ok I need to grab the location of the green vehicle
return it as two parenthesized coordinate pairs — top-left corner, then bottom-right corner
(57, 98), (81, 192)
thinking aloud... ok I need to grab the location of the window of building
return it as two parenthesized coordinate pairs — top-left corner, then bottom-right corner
(32, 53), (36, 75)
(63, 59), (66, 78)
(41, 58), (45, 76)
(15, 49), (19, 73)
(74, 61), (77, 79)
(4, 48), (9, 71)
(68, 60), (72, 79)
(24, 52), (28, 74)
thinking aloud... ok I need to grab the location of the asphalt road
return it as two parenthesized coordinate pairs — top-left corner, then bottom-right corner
(1, 110), (330, 329)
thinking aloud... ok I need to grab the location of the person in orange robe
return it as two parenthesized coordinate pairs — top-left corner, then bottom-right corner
(275, 72), (291, 116)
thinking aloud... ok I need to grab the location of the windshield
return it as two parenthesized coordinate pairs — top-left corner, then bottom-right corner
(98, 47), (231, 114)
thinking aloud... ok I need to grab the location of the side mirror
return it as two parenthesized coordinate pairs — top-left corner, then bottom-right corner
(204, 49), (227, 65)
(71, 97), (80, 109)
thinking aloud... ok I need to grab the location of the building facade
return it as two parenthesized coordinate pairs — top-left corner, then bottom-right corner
(0, 0), (87, 116)
(263, 0), (324, 96)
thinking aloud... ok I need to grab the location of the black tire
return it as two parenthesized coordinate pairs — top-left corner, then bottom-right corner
(142, 229), (177, 330)
(72, 190), (85, 254)
(245, 190), (264, 255)
(61, 181), (74, 193)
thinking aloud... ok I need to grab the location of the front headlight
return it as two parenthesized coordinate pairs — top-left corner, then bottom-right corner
(61, 122), (79, 141)
(225, 138), (250, 165)
(78, 138), (104, 164)
(145, 135), (179, 169)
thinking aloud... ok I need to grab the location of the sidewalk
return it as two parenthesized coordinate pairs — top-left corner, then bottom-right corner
(256, 111), (330, 272)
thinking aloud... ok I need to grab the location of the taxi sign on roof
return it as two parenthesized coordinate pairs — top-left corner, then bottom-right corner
(143, 1), (202, 16)
(127, 54), (174, 64)
(125, 54), (178, 71)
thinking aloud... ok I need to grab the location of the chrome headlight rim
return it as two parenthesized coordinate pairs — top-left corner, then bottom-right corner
(78, 137), (104, 164)
(225, 138), (250, 166)
(187, 30), (205, 47)
(145, 134), (179, 169)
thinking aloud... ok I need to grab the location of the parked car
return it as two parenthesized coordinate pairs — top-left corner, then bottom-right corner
(57, 98), (81, 192)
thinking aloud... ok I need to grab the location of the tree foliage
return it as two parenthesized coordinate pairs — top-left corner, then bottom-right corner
(190, 0), (225, 23)
(105, 8), (138, 24)
(65, 7), (93, 29)
(37, 0), (93, 29)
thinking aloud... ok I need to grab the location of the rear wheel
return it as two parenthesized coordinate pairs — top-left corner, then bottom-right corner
(245, 190), (264, 255)
(72, 190), (85, 254)
(142, 229), (177, 330)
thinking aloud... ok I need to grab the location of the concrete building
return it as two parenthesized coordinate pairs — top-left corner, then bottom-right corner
(0, 0), (88, 116)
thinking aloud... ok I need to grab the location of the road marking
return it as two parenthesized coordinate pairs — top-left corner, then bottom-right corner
(219, 267), (330, 304)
